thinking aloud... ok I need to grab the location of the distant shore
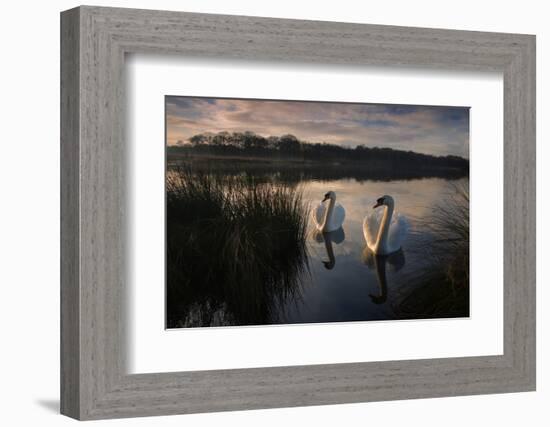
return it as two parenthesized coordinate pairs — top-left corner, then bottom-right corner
(167, 148), (469, 181)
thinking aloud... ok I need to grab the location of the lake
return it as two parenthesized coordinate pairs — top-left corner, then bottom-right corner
(165, 158), (469, 328)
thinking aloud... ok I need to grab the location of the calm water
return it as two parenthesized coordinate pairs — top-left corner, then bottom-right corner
(279, 177), (465, 324)
(166, 159), (468, 327)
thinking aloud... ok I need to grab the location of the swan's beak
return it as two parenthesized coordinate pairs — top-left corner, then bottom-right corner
(322, 195), (329, 202)
(373, 201), (383, 209)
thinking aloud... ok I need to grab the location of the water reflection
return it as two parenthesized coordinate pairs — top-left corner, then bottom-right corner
(312, 228), (346, 270)
(362, 248), (406, 304)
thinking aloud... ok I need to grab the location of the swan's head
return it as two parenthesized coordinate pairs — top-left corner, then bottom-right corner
(373, 195), (394, 209)
(322, 191), (336, 203)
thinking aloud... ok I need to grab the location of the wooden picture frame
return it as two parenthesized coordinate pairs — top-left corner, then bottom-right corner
(60, 5), (536, 420)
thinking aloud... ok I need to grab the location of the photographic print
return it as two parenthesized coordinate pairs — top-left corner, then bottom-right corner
(165, 96), (470, 329)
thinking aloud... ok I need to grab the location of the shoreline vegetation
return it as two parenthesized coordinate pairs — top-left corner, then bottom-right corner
(168, 131), (469, 180)
(166, 168), (309, 328)
(395, 182), (469, 318)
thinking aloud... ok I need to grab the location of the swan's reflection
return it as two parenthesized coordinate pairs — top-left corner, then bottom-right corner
(362, 247), (406, 304)
(313, 228), (345, 270)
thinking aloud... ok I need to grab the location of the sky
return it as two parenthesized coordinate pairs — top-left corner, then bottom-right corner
(166, 96), (470, 158)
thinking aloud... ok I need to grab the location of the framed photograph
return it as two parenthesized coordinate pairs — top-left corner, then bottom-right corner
(61, 6), (535, 420)
(164, 96), (470, 329)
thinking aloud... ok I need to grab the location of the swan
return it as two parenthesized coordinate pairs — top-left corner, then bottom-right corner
(312, 191), (346, 232)
(363, 195), (409, 255)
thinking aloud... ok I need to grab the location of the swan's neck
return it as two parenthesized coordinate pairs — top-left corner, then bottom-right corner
(321, 198), (335, 232)
(376, 204), (394, 253)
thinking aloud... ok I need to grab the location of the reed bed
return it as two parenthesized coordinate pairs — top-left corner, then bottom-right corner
(166, 167), (309, 328)
(395, 181), (470, 318)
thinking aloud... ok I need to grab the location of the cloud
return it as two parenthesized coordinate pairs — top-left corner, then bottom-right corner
(165, 96), (469, 157)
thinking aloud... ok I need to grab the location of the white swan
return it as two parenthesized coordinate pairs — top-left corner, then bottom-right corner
(312, 191), (345, 232)
(363, 195), (409, 255)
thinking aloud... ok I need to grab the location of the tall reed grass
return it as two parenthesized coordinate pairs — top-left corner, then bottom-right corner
(166, 167), (309, 328)
(396, 182), (469, 318)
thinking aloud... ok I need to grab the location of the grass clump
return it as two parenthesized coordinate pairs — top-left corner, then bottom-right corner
(396, 182), (470, 318)
(166, 167), (309, 328)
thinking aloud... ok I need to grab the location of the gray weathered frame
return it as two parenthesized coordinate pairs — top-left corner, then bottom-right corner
(61, 5), (536, 420)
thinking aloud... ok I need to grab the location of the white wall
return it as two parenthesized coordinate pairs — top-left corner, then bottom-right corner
(0, 0), (546, 425)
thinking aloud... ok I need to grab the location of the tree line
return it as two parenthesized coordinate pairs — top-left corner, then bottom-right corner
(169, 131), (469, 172)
